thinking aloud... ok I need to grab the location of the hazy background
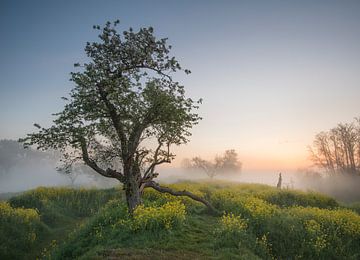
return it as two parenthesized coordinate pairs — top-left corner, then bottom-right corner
(1, 1), (360, 195)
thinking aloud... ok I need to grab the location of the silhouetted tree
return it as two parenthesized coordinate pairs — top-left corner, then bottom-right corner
(20, 21), (216, 214)
(0, 140), (25, 175)
(0, 139), (57, 177)
(309, 118), (360, 175)
(185, 149), (242, 178)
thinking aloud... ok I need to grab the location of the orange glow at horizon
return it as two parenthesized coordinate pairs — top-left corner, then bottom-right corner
(162, 140), (312, 172)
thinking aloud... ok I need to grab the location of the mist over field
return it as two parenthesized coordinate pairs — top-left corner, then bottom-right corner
(1, 1), (360, 259)
(2, 145), (360, 204)
(0, 141), (118, 193)
(0, 161), (67, 193)
(156, 167), (360, 203)
(0, 163), (116, 193)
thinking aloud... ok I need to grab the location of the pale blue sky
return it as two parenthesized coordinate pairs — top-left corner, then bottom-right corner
(1, 0), (360, 171)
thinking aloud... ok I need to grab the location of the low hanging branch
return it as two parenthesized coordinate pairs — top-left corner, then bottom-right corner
(144, 181), (219, 214)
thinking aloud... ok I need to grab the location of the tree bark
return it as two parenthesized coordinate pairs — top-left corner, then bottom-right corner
(124, 161), (142, 215)
(124, 173), (142, 214)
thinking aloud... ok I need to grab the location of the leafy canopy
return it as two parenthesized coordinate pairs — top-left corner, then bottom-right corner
(21, 20), (201, 182)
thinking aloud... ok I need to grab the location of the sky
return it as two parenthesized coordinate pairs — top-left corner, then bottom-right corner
(1, 0), (360, 173)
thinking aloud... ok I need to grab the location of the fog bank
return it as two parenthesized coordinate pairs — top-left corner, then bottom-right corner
(157, 167), (360, 203)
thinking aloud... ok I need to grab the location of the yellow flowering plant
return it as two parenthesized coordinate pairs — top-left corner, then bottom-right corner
(131, 201), (186, 231)
(0, 202), (42, 259)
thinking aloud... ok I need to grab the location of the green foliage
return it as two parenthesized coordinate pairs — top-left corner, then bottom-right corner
(208, 183), (360, 259)
(214, 213), (248, 246)
(258, 189), (339, 209)
(287, 206), (360, 258)
(2, 182), (360, 259)
(51, 199), (129, 259)
(347, 201), (360, 214)
(211, 190), (278, 220)
(9, 187), (121, 224)
(2, 186), (121, 259)
(52, 199), (186, 258)
(131, 201), (186, 231)
(213, 212), (270, 258)
(20, 22), (202, 215)
(0, 202), (45, 259)
(142, 183), (207, 212)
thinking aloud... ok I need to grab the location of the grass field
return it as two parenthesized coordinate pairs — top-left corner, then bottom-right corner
(1, 181), (360, 259)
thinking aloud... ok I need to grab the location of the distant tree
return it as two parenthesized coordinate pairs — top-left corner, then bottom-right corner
(309, 118), (360, 175)
(220, 149), (242, 172)
(0, 140), (25, 175)
(20, 21), (216, 214)
(0, 139), (57, 177)
(59, 162), (117, 187)
(57, 163), (86, 186)
(185, 149), (242, 178)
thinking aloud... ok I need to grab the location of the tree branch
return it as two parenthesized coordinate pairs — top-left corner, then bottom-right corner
(143, 181), (219, 215)
(96, 84), (127, 156)
(122, 63), (172, 81)
(142, 140), (171, 182)
(79, 136), (125, 182)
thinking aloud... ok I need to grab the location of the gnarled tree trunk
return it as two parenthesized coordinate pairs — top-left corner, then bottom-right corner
(124, 163), (143, 214)
(124, 178), (142, 214)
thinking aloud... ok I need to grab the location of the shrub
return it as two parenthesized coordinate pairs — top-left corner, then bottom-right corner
(210, 190), (278, 223)
(0, 202), (44, 259)
(214, 213), (248, 247)
(131, 201), (186, 231)
(209, 186), (360, 259)
(220, 212), (248, 232)
(287, 206), (360, 258)
(214, 212), (269, 258)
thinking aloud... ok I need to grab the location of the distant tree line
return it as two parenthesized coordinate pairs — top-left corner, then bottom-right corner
(0, 139), (58, 176)
(0, 139), (107, 186)
(309, 117), (360, 175)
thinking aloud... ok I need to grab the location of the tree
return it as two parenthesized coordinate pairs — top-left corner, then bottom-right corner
(57, 163), (87, 186)
(59, 162), (118, 187)
(184, 149), (242, 178)
(0, 139), (57, 177)
(0, 139), (26, 175)
(309, 118), (360, 175)
(20, 21), (216, 213)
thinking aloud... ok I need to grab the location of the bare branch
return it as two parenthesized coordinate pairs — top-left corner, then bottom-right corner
(142, 140), (172, 182)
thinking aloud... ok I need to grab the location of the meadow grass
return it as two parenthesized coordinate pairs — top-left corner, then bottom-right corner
(1, 181), (360, 259)
(1, 186), (121, 259)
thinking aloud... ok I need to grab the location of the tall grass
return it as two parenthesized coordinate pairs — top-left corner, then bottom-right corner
(3, 186), (122, 259)
(209, 185), (360, 259)
(0, 202), (45, 259)
(9, 187), (122, 225)
(1, 181), (360, 259)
